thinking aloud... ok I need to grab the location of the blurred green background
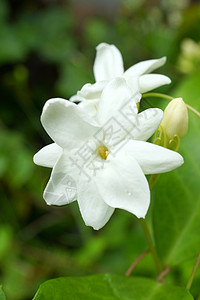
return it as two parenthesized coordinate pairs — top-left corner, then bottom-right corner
(0, 0), (200, 299)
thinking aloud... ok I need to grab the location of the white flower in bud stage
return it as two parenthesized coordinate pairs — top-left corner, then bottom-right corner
(70, 43), (171, 117)
(34, 78), (183, 230)
(161, 97), (188, 139)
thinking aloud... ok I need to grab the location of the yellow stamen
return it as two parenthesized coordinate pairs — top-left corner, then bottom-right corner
(98, 145), (109, 160)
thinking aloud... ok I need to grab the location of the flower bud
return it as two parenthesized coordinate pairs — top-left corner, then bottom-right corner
(161, 98), (188, 140)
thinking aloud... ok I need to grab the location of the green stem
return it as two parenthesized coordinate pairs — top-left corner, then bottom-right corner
(139, 218), (163, 274)
(142, 92), (200, 119)
(186, 104), (200, 118)
(186, 252), (200, 291)
(142, 92), (173, 101)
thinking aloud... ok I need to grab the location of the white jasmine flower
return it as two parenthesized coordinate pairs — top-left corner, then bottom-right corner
(70, 43), (171, 117)
(34, 78), (183, 230)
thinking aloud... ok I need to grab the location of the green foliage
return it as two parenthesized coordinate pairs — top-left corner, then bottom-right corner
(178, 4), (200, 42)
(0, 225), (13, 261)
(153, 71), (200, 265)
(0, 130), (34, 188)
(33, 274), (193, 300)
(0, 286), (6, 300)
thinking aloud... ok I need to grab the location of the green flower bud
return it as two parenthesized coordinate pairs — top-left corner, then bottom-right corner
(161, 98), (188, 140)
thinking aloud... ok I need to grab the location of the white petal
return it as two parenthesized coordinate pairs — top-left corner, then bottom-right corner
(69, 94), (85, 103)
(131, 108), (163, 141)
(70, 81), (107, 103)
(97, 77), (139, 124)
(139, 74), (171, 93)
(122, 140), (184, 174)
(33, 143), (62, 168)
(124, 57), (166, 77)
(78, 99), (99, 118)
(43, 153), (78, 206)
(41, 98), (99, 149)
(78, 81), (107, 100)
(77, 178), (115, 230)
(95, 151), (150, 218)
(93, 43), (124, 82)
(124, 75), (140, 96)
(96, 78), (140, 146)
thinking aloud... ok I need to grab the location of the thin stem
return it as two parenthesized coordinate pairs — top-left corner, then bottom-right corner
(157, 266), (171, 282)
(142, 92), (200, 118)
(139, 218), (163, 274)
(125, 249), (150, 276)
(186, 104), (200, 118)
(142, 92), (173, 101)
(186, 252), (200, 291)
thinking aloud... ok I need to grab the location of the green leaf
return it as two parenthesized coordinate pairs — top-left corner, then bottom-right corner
(0, 286), (6, 300)
(153, 71), (200, 265)
(33, 274), (193, 300)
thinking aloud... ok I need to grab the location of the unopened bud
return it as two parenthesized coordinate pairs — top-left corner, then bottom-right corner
(161, 98), (188, 140)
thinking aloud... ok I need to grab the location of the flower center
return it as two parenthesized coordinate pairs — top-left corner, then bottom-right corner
(98, 145), (109, 160)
